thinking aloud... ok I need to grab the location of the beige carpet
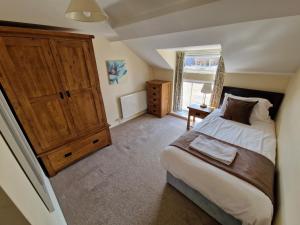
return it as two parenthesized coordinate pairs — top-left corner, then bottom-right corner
(51, 114), (219, 225)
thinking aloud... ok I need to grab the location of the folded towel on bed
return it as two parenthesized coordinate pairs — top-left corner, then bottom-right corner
(189, 135), (237, 165)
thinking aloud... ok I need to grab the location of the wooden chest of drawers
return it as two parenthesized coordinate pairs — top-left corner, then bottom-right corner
(147, 80), (171, 117)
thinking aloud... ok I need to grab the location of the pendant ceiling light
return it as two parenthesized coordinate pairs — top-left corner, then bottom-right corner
(65, 0), (108, 22)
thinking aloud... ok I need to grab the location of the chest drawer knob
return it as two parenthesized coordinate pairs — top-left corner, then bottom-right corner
(92, 139), (99, 144)
(64, 152), (72, 158)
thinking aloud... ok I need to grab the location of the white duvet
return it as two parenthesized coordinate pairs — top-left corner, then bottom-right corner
(161, 110), (276, 225)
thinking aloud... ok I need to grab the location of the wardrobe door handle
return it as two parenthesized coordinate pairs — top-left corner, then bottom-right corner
(59, 92), (64, 99)
(92, 139), (99, 144)
(66, 91), (71, 97)
(64, 152), (72, 158)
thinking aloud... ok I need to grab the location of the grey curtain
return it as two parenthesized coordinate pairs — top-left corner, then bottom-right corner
(173, 51), (185, 112)
(211, 56), (225, 108)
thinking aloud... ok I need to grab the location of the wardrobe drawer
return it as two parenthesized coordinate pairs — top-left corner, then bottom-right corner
(46, 129), (110, 172)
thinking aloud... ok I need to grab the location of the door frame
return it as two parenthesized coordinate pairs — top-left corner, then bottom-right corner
(0, 88), (54, 211)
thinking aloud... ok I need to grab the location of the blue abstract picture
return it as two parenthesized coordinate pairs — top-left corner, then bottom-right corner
(106, 60), (128, 85)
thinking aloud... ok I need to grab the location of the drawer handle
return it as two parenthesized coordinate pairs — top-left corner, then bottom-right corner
(66, 90), (71, 97)
(152, 93), (156, 96)
(92, 139), (99, 144)
(64, 152), (72, 158)
(152, 87), (156, 90)
(153, 98), (156, 101)
(59, 92), (64, 99)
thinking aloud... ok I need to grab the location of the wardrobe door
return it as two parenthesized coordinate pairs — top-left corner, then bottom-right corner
(0, 37), (77, 154)
(50, 39), (105, 136)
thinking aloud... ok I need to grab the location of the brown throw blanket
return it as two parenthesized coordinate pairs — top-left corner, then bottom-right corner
(170, 131), (275, 203)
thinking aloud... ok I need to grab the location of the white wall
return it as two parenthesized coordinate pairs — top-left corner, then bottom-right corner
(157, 49), (176, 69)
(0, 135), (66, 225)
(92, 37), (153, 127)
(224, 73), (290, 93)
(274, 69), (300, 225)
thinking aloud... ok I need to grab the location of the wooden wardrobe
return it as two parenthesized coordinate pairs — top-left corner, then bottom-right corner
(0, 27), (111, 176)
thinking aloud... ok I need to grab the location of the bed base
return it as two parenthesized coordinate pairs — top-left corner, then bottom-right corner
(167, 172), (242, 225)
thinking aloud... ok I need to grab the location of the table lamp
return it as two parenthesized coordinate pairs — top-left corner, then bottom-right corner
(200, 83), (212, 108)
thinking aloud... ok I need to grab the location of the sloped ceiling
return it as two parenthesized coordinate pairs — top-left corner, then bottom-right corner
(105, 0), (219, 28)
(123, 15), (300, 74)
(1, 0), (300, 74)
(112, 0), (300, 40)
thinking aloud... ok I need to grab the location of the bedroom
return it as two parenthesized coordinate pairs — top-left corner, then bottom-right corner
(0, 0), (299, 225)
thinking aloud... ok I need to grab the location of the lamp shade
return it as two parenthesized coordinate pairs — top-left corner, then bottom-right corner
(65, 0), (108, 22)
(201, 83), (212, 94)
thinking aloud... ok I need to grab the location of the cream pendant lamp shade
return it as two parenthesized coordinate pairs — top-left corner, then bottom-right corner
(65, 0), (108, 22)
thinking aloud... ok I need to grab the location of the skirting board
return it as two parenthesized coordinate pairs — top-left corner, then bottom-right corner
(110, 110), (147, 128)
(167, 172), (242, 225)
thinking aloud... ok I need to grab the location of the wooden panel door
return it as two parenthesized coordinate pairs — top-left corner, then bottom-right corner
(50, 39), (105, 136)
(0, 37), (77, 153)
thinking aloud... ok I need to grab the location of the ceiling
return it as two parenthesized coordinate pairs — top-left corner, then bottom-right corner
(124, 15), (300, 74)
(0, 0), (118, 38)
(1, 0), (300, 74)
(105, 0), (219, 28)
(112, 0), (300, 41)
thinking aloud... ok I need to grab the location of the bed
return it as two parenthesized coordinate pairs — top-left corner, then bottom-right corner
(161, 86), (284, 225)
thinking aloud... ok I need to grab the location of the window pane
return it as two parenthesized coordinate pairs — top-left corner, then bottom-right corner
(182, 82), (192, 110)
(182, 81), (212, 109)
(184, 55), (219, 73)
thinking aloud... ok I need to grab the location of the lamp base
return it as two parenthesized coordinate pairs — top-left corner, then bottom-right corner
(200, 104), (207, 108)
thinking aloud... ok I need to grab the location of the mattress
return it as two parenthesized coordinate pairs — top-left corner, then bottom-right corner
(161, 110), (276, 225)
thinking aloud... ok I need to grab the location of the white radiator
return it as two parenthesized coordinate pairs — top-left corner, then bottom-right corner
(120, 90), (147, 119)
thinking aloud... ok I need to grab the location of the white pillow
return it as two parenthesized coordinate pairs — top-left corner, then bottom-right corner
(220, 93), (273, 123)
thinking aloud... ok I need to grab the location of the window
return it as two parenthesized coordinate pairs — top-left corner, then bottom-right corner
(184, 54), (220, 74)
(182, 81), (212, 110)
